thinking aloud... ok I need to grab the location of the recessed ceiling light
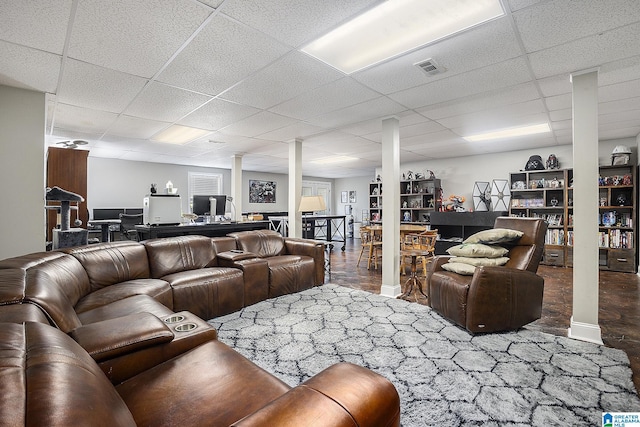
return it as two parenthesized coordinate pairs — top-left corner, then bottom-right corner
(152, 125), (211, 144)
(301, 0), (504, 74)
(311, 155), (357, 164)
(463, 123), (551, 142)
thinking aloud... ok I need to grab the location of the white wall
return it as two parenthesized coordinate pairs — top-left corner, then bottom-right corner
(0, 85), (46, 258)
(334, 175), (376, 222)
(375, 139), (635, 212)
(88, 157), (332, 216)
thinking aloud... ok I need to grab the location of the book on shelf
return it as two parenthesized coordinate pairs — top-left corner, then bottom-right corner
(545, 229), (564, 245)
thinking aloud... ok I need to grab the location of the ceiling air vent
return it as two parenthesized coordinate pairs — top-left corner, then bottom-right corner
(414, 58), (445, 76)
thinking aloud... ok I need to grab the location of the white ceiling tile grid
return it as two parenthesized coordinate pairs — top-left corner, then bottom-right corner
(0, 0), (638, 178)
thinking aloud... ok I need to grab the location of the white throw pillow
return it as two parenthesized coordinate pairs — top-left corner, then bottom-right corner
(441, 262), (476, 275)
(463, 228), (524, 245)
(446, 243), (508, 258)
(449, 256), (509, 266)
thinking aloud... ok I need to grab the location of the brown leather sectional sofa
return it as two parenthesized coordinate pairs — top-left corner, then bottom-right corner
(0, 230), (401, 426)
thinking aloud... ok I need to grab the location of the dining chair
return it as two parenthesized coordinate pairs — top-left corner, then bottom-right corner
(356, 226), (382, 270)
(400, 229), (437, 277)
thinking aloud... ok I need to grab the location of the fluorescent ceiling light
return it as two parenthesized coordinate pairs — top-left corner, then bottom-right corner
(301, 0), (504, 74)
(311, 155), (357, 164)
(152, 125), (210, 144)
(463, 123), (551, 142)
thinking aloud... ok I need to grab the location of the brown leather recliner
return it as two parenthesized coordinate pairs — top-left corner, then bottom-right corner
(427, 217), (548, 333)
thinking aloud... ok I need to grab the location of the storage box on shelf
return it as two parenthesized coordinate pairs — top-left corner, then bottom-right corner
(369, 181), (382, 222)
(510, 169), (567, 267)
(400, 178), (442, 224)
(509, 165), (636, 272)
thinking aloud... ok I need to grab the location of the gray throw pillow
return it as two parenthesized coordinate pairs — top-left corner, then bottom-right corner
(463, 228), (524, 244)
(446, 243), (508, 258)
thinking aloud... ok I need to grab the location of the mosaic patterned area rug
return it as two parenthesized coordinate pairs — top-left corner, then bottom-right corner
(209, 284), (640, 426)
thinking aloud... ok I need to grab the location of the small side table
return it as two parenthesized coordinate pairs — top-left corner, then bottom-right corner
(398, 249), (430, 302)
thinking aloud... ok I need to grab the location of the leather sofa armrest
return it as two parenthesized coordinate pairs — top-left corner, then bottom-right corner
(466, 266), (544, 333)
(218, 256), (270, 307)
(232, 363), (400, 427)
(284, 238), (325, 285)
(217, 250), (258, 263)
(70, 312), (174, 362)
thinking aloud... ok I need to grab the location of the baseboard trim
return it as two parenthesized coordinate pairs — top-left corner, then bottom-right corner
(568, 316), (603, 345)
(380, 283), (401, 298)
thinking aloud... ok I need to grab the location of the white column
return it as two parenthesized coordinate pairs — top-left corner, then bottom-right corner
(569, 69), (603, 345)
(289, 139), (303, 238)
(380, 116), (401, 297)
(0, 85), (46, 258)
(230, 154), (243, 221)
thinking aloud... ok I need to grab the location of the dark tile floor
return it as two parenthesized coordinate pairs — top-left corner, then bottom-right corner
(328, 238), (640, 395)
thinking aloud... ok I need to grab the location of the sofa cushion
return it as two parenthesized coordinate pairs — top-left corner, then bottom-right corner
(116, 339), (291, 427)
(66, 242), (150, 292)
(74, 279), (173, 313)
(144, 236), (216, 278)
(446, 243), (508, 258)
(77, 294), (174, 326)
(463, 228), (524, 244)
(163, 268), (244, 319)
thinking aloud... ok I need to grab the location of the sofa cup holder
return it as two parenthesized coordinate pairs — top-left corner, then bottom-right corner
(164, 314), (186, 324)
(174, 323), (197, 332)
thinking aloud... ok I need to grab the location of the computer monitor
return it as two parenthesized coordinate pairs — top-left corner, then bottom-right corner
(192, 195), (227, 217)
(93, 208), (125, 220)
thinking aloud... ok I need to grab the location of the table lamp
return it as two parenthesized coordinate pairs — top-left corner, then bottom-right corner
(298, 195), (326, 215)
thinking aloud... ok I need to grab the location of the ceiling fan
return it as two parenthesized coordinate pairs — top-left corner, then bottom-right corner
(56, 140), (89, 149)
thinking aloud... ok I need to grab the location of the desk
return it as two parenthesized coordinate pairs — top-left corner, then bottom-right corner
(135, 221), (269, 240)
(268, 215), (347, 251)
(88, 219), (121, 242)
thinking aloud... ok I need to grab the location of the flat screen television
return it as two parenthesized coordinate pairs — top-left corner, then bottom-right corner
(192, 195), (227, 217)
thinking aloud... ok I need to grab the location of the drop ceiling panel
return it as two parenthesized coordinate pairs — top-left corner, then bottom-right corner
(256, 122), (327, 141)
(544, 93), (572, 111)
(68, 0), (211, 78)
(0, 0), (72, 54)
(0, 41), (61, 93)
(220, 0), (379, 47)
(178, 99), (261, 131)
(513, 0), (640, 52)
(105, 115), (172, 140)
(507, 0), (542, 12)
(353, 18), (522, 95)
(57, 60), (148, 113)
(600, 97), (640, 115)
(53, 103), (118, 134)
(528, 23), (640, 79)
(220, 111), (298, 138)
(220, 50), (344, 109)
(156, 14), (290, 96)
(389, 57), (533, 109)
(599, 79), (640, 103)
(416, 83), (540, 120)
(270, 77), (380, 120)
(125, 82), (213, 122)
(435, 99), (547, 129)
(305, 96), (407, 128)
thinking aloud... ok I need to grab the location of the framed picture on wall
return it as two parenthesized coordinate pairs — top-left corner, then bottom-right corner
(249, 179), (276, 203)
(349, 191), (356, 203)
(341, 191), (348, 203)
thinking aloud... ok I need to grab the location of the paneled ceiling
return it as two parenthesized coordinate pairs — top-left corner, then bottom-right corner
(1, 0), (639, 178)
